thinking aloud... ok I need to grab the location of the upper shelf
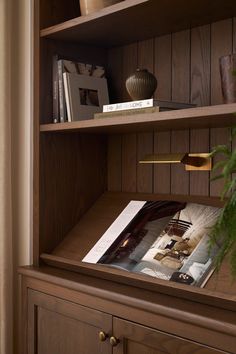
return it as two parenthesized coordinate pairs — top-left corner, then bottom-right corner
(40, 103), (236, 134)
(40, 0), (236, 47)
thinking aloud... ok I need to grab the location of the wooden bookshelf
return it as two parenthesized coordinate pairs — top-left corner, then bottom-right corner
(40, 103), (236, 133)
(19, 1), (236, 353)
(40, 0), (236, 47)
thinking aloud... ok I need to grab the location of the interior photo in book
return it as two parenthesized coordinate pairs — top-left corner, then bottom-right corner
(83, 201), (221, 287)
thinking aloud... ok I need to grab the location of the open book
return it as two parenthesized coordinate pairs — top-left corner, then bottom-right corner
(83, 200), (221, 287)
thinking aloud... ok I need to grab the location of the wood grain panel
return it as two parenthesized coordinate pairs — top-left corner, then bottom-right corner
(190, 26), (211, 196)
(40, 133), (107, 254)
(211, 19), (233, 105)
(40, 0), (80, 29)
(171, 30), (190, 195)
(107, 46), (123, 103)
(154, 34), (172, 101)
(154, 132), (171, 194)
(108, 135), (122, 191)
(122, 134), (137, 192)
(137, 132), (153, 193)
(233, 17), (236, 52)
(172, 29), (190, 103)
(137, 39), (154, 193)
(191, 25), (211, 107)
(190, 129), (210, 196)
(171, 130), (190, 195)
(210, 127), (230, 196)
(153, 35), (171, 194)
(113, 317), (222, 354)
(122, 43), (138, 101)
(28, 290), (111, 354)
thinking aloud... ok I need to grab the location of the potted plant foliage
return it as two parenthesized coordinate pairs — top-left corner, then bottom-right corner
(209, 127), (236, 276)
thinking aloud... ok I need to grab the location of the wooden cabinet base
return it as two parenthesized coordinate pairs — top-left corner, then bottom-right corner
(19, 266), (236, 354)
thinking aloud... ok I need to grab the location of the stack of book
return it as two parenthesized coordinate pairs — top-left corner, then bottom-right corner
(52, 55), (108, 123)
(94, 99), (196, 119)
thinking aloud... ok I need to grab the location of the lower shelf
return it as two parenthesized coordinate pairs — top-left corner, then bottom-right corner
(41, 191), (236, 311)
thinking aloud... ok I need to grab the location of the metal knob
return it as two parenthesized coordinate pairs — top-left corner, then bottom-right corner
(110, 336), (119, 347)
(99, 331), (108, 342)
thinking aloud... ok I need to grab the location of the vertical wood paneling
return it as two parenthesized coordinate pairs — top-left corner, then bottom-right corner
(122, 43), (138, 102)
(154, 35), (172, 101)
(107, 48), (123, 191)
(172, 30), (190, 103)
(190, 129), (210, 196)
(233, 18), (236, 52)
(190, 25), (210, 196)
(107, 135), (122, 191)
(106, 19), (234, 198)
(154, 132), (171, 194)
(122, 134), (137, 192)
(210, 128), (230, 197)
(137, 133), (153, 193)
(191, 25), (211, 107)
(171, 130), (189, 195)
(210, 19), (232, 196)
(211, 19), (233, 105)
(171, 30), (190, 194)
(137, 39), (154, 193)
(107, 47), (123, 103)
(121, 44), (138, 192)
(154, 35), (172, 194)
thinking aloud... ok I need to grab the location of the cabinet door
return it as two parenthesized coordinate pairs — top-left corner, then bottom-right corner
(112, 318), (225, 354)
(27, 289), (112, 354)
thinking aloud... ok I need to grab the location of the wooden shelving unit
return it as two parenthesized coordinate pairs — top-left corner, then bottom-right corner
(19, 1), (236, 353)
(40, 103), (236, 133)
(40, 0), (236, 46)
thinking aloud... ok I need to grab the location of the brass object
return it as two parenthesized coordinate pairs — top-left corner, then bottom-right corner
(99, 331), (107, 342)
(110, 336), (119, 347)
(139, 153), (212, 171)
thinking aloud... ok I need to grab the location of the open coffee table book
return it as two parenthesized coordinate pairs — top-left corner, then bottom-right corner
(83, 200), (221, 287)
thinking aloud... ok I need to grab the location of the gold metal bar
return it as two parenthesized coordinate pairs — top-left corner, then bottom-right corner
(139, 153), (212, 171)
(139, 153), (186, 164)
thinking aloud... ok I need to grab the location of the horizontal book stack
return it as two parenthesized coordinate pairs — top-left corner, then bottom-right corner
(94, 99), (196, 119)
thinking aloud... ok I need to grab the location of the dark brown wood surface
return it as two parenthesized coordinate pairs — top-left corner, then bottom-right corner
(40, 0), (236, 47)
(40, 103), (236, 133)
(19, 268), (236, 353)
(40, 133), (107, 254)
(28, 289), (111, 354)
(112, 317), (225, 354)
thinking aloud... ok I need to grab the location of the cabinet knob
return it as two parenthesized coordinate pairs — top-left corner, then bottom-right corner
(99, 331), (108, 342)
(110, 336), (119, 347)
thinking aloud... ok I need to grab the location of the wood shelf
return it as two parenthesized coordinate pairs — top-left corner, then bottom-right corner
(40, 104), (236, 134)
(40, 0), (236, 47)
(40, 192), (236, 312)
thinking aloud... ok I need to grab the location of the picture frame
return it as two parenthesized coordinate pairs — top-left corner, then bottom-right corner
(63, 72), (109, 121)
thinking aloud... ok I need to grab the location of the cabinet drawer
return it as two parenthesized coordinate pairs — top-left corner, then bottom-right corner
(112, 317), (228, 354)
(27, 289), (112, 354)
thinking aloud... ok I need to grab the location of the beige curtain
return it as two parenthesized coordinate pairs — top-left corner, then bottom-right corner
(0, 1), (33, 353)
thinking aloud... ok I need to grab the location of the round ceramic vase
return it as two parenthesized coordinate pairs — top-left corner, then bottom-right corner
(125, 69), (158, 101)
(79, 0), (122, 16)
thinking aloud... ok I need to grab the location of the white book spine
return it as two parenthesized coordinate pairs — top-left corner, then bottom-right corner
(82, 201), (146, 264)
(63, 73), (72, 122)
(103, 99), (153, 112)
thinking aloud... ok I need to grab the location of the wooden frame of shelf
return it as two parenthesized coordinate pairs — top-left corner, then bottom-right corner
(40, 103), (236, 133)
(40, 0), (236, 47)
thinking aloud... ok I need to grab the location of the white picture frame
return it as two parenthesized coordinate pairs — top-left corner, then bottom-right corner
(63, 72), (109, 121)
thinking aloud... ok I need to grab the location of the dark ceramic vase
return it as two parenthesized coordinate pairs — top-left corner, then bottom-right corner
(219, 54), (236, 103)
(125, 69), (157, 101)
